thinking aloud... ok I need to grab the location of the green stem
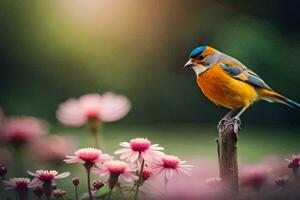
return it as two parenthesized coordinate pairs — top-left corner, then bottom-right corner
(134, 159), (145, 200)
(86, 167), (93, 200)
(14, 146), (24, 176)
(75, 186), (78, 200)
(107, 189), (113, 200)
(93, 130), (100, 149)
(88, 119), (101, 149)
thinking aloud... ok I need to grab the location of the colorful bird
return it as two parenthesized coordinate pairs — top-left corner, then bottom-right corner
(184, 45), (300, 125)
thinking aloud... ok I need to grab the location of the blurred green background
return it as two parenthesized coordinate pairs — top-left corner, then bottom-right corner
(1, 0), (300, 126)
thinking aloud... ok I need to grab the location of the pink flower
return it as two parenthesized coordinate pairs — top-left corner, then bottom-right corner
(151, 155), (192, 180)
(64, 147), (112, 166)
(30, 135), (76, 163)
(114, 138), (164, 163)
(240, 165), (269, 190)
(27, 170), (70, 182)
(56, 93), (131, 126)
(95, 160), (138, 188)
(286, 154), (300, 173)
(3, 177), (41, 190)
(142, 167), (153, 182)
(1, 117), (47, 145)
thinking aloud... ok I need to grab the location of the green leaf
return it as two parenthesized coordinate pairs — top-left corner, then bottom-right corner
(96, 187), (117, 197)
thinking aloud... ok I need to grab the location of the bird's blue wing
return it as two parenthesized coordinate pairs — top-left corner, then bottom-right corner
(220, 62), (272, 91)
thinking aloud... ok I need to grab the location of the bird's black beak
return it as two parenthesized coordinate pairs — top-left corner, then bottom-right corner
(184, 60), (195, 68)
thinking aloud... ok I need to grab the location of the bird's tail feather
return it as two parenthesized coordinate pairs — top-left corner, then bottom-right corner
(259, 89), (300, 111)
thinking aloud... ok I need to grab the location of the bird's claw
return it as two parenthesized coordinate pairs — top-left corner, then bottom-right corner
(218, 117), (241, 134)
(217, 114), (233, 129)
(217, 119), (227, 130)
(224, 117), (241, 134)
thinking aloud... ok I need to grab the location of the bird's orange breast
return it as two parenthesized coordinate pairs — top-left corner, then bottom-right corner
(197, 65), (258, 109)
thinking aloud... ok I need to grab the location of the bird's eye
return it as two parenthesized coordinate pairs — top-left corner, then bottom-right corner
(198, 55), (205, 60)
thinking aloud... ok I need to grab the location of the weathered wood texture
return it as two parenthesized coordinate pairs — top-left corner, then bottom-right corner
(217, 119), (240, 193)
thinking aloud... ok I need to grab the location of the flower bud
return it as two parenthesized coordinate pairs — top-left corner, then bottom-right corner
(92, 180), (104, 191)
(72, 177), (80, 186)
(142, 167), (152, 182)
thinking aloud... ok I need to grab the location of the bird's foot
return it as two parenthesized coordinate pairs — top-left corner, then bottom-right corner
(218, 117), (241, 134)
(217, 119), (227, 130)
(225, 117), (241, 134)
(217, 114), (233, 130)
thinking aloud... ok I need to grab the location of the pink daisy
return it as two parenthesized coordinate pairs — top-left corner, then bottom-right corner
(1, 117), (47, 145)
(64, 147), (112, 166)
(27, 170), (70, 183)
(3, 177), (41, 190)
(56, 92), (131, 127)
(114, 138), (164, 163)
(151, 155), (192, 180)
(95, 160), (138, 188)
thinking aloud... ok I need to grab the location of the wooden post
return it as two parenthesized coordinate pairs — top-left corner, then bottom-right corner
(217, 118), (241, 194)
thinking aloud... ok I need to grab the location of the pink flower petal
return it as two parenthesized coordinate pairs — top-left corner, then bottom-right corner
(56, 99), (86, 126)
(98, 93), (131, 122)
(27, 171), (37, 177)
(114, 148), (130, 154)
(150, 144), (164, 151)
(120, 172), (139, 182)
(128, 151), (139, 162)
(119, 142), (130, 148)
(120, 151), (134, 160)
(55, 172), (70, 179)
(64, 156), (82, 164)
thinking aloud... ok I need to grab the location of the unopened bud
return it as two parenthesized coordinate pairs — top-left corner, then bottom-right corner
(72, 177), (80, 186)
(142, 167), (153, 182)
(92, 180), (104, 191)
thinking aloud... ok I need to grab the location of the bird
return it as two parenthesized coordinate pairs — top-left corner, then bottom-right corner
(184, 45), (300, 128)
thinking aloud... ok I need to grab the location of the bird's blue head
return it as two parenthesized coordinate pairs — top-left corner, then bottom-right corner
(189, 46), (207, 59)
(184, 45), (216, 69)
